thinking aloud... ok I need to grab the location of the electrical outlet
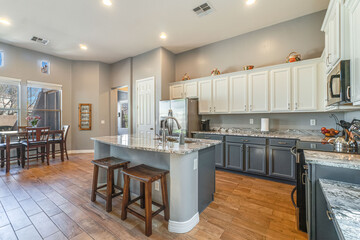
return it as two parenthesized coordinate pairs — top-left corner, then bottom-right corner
(250, 119), (254, 125)
(194, 158), (198, 170)
(155, 181), (160, 191)
(310, 119), (316, 126)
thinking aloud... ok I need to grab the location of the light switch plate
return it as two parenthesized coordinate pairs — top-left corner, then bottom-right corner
(310, 119), (316, 126)
(250, 119), (254, 125)
(194, 158), (198, 170)
(155, 181), (160, 191)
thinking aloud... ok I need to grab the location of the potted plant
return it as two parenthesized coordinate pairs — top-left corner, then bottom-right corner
(26, 115), (41, 127)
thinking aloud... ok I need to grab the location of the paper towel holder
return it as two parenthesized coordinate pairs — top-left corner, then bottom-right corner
(261, 118), (270, 133)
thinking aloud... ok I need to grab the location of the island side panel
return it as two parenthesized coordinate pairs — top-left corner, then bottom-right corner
(94, 140), (111, 184)
(169, 152), (199, 231)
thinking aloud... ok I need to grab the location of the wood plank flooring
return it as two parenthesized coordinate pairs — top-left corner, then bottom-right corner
(0, 154), (307, 240)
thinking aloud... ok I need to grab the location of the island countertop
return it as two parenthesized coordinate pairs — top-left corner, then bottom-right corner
(319, 179), (360, 240)
(304, 150), (360, 170)
(91, 134), (221, 155)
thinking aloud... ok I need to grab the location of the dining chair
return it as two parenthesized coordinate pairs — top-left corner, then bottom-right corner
(49, 125), (70, 161)
(22, 127), (50, 169)
(0, 135), (24, 173)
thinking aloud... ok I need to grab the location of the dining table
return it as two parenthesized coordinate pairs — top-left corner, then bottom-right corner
(0, 129), (65, 173)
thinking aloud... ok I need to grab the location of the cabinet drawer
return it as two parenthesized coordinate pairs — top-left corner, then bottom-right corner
(194, 134), (224, 141)
(226, 136), (266, 145)
(269, 139), (296, 147)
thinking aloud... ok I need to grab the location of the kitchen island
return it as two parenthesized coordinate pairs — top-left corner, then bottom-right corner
(91, 134), (221, 233)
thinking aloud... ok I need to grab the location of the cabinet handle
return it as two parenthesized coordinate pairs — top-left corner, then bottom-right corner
(214, 106), (216, 112)
(295, 103), (298, 110)
(244, 105), (247, 110)
(328, 53), (332, 65)
(288, 103), (290, 110)
(347, 86), (351, 100)
(301, 172), (307, 185)
(326, 210), (333, 221)
(326, 55), (330, 67)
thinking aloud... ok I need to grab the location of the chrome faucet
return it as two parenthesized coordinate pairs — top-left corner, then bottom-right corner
(162, 117), (184, 145)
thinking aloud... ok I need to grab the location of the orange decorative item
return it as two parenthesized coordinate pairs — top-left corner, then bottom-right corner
(286, 52), (302, 63)
(243, 65), (254, 70)
(182, 73), (190, 81)
(211, 68), (221, 76)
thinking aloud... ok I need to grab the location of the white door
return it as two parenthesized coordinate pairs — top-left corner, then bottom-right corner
(213, 77), (229, 113)
(270, 68), (291, 112)
(293, 64), (317, 111)
(248, 72), (269, 112)
(136, 77), (155, 136)
(198, 79), (213, 114)
(170, 84), (184, 99)
(229, 75), (247, 113)
(184, 82), (198, 98)
(349, 0), (360, 105)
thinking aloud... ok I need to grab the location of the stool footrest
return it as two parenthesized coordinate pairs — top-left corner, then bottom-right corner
(126, 201), (165, 221)
(128, 196), (142, 205)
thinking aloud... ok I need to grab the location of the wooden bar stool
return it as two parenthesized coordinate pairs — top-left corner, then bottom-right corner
(91, 157), (130, 212)
(121, 164), (169, 237)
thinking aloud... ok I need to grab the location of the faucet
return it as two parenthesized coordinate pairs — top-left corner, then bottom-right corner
(162, 117), (184, 145)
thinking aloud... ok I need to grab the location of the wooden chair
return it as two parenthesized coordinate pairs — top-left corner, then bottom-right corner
(121, 164), (169, 237)
(21, 127), (50, 169)
(49, 125), (70, 160)
(0, 135), (24, 173)
(91, 157), (130, 212)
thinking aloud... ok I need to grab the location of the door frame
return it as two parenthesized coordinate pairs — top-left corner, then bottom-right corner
(135, 77), (155, 135)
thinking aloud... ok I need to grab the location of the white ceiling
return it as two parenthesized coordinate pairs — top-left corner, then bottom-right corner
(0, 0), (329, 64)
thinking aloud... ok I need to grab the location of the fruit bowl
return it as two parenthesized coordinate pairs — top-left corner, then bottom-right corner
(321, 127), (340, 137)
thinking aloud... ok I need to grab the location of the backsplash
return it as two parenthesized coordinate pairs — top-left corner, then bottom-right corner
(201, 112), (345, 131)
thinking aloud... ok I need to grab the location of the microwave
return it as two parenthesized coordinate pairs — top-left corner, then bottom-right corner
(327, 60), (351, 106)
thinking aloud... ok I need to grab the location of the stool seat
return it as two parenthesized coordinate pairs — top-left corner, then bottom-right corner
(122, 164), (169, 182)
(92, 157), (130, 169)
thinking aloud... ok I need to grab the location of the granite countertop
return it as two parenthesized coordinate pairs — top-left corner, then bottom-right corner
(91, 134), (221, 155)
(304, 151), (360, 170)
(319, 179), (360, 240)
(191, 129), (324, 142)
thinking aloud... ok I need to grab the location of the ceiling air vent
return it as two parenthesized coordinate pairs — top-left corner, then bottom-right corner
(193, 2), (214, 17)
(31, 36), (50, 45)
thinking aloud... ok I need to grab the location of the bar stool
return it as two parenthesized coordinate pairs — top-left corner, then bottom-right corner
(121, 164), (169, 237)
(91, 157), (130, 212)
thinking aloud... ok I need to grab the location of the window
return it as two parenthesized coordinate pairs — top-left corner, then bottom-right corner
(27, 81), (62, 130)
(0, 77), (20, 131)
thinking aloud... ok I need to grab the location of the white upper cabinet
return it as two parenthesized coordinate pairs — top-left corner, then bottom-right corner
(323, 0), (341, 72)
(229, 74), (247, 113)
(213, 77), (229, 113)
(183, 82), (198, 98)
(198, 79), (213, 114)
(248, 71), (269, 112)
(348, 0), (360, 105)
(293, 64), (317, 111)
(170, 84), (184, 99)
(270, 68), (291, 112)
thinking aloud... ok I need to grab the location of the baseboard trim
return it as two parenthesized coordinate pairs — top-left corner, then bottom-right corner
(68, 150), (94, 154)
(168, 212), (199, 233)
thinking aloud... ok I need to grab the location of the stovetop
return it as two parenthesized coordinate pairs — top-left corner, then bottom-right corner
(297, 141), (360, 154)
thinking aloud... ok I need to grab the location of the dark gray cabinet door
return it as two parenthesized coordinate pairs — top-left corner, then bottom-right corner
(226, 142), (244, 171)
(268, 146), (296, 181)
(245, 144), (267, 175)
(215, 143), (225, 167)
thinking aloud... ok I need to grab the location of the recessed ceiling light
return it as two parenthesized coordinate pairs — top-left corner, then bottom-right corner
(246, 0), (256, 5)
(0, 18), (11, 26)
(102, 0), (112, 6)
(79, 44), (88, 50)
(160, 32), (167, 40)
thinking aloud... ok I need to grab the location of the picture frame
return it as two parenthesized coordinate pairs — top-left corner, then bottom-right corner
(41, 60), (50, 74)
(78, 103), (92, 130)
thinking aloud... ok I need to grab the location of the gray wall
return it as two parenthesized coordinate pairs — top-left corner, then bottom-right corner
(175, 11), (326, 81)
(0, 42), (73, 148)
(160, 48), (175, 101)
(203, 112), (344, 131)
(344, 111), (360, 122)
(110, 58), (132, 88)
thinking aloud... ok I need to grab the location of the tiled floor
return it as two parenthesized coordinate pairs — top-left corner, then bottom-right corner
(0, 154), (307, 239)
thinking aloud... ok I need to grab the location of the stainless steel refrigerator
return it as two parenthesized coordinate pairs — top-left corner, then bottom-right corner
(159, 98), (200, 137)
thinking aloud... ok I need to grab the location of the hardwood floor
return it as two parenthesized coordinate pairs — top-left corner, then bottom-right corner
(0, 154), (307, 240)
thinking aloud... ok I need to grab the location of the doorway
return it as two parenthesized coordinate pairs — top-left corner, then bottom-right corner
(117, 86), (129, 135)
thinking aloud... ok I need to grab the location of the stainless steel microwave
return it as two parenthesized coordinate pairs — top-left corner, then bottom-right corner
(327, 60), (351, 106)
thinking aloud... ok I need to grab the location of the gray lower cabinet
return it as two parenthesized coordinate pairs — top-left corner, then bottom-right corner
(245, 144), (267, 175)
(269, 146), (296, 181)
(225, 142), (244, 171)
(193, 133), (225, 167)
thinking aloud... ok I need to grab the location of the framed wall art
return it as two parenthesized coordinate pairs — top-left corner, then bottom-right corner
(78, 103), (92, 130)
